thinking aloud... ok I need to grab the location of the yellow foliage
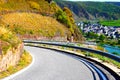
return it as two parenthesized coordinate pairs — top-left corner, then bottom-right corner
(0, 0), (60, 15)
(28, 1), (40, 10)
(1, 12), (69, 37)
(0, 26), (21, 54)
(0, 27), (10, 35)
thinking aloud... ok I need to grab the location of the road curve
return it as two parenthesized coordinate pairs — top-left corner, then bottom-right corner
(7, 46), (99, 80)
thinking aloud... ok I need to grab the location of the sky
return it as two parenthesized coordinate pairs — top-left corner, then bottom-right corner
(64, 0), (120, 2)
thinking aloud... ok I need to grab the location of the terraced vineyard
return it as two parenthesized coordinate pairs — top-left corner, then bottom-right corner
(1, 12), (69, 37)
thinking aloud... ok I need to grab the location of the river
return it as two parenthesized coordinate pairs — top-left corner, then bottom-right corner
(104, 45), (120, 55)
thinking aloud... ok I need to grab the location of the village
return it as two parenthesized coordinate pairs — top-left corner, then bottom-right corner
(77, 22), (120, 39)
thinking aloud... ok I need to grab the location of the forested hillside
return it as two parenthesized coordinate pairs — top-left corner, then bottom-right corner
(54, 0), (120, 21)
(107, 2), (120, 6)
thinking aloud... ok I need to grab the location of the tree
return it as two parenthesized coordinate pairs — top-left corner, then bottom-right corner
(86, 32), (98, 39)
(99, 34), (106, 41)
(94, 33), (99, 39)
(55, 10), (72, 28)
(63, 7), (73, 17)
(63, 7), (75, 24)
(55, 10), (67, 23)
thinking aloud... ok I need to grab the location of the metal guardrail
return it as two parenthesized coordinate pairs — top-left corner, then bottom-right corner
(23, 40), (120, 63)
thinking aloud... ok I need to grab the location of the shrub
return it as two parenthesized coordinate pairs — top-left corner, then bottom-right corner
(0, 26), (21, 54)
(118, 39), (120, 44)
(55, 10), (67, 24)
(99, 34), (106, 42)
(28, 1), (40, 10)
(55, 9), (74, 32)
(112, 52), (120, 56)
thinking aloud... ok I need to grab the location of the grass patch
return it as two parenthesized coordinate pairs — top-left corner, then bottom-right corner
(83, 52), (120, 68)
(100, 20), (120, 27)
(0, 50), (32, 79)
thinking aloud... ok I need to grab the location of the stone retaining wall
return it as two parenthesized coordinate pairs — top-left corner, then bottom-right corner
(0, 43), (24, 72)
(18, 35), (67, 41)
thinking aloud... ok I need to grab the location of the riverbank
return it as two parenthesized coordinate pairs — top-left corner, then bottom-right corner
(104, 45), (120, 55)
(81, 42), (120, 55)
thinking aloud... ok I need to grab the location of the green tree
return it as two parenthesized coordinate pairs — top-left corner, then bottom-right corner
(86, 32), (98, 39)
(55, 10), (71, 28)
(94, 33), (99, 39)
(99, 34), (106, 41)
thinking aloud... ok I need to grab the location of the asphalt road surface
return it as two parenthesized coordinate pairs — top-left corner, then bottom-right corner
(7, 46), (99, 80)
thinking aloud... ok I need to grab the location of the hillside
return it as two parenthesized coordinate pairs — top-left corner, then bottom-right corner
(0, 0), (84, 41)
(107, 2), (120, 6)
(1, 12), (68, 37)
(0, 0), (60, 15)
(54, 0), (120, 21)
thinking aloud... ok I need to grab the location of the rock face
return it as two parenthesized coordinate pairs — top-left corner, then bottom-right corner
(0, 43), (24, 72)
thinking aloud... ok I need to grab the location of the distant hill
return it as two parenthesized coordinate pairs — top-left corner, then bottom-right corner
(0, 0), (84, 41)
(107, 2), (120, 6)
(54, 0), (120, 21)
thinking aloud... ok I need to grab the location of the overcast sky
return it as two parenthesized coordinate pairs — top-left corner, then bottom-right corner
(64, 0), (120, 2)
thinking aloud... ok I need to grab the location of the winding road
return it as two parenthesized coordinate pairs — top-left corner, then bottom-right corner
(3, 46), (108, 80)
